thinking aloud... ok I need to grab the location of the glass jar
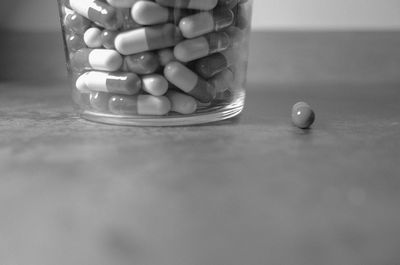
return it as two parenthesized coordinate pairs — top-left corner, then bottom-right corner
(57, 0), (253, 126)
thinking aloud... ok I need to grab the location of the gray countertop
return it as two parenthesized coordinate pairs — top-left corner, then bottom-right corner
(0, 31), (399, 265)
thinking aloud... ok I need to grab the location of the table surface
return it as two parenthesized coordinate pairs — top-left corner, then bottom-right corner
(0, 31), (400, 265)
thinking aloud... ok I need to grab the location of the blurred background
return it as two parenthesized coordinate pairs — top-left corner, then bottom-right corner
(1, 0), (400, 31)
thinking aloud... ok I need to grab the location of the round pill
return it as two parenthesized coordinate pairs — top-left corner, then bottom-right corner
(64, 12), (91, 34)
(83, 27), (103, 48)
(291, 102), (315, 129)
(101, 30), (118, 49)
(66, 34), (86, 52)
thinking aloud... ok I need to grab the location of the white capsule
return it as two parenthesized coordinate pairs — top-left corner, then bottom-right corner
(131, 1), (170, 25)
(71, 48), (123, 72)
(106, 0), (139, 8)
(141, 74), (169, 96)
(83, 27), (103, 48)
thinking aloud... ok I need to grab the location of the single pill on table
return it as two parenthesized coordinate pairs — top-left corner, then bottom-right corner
(109, 94), (171, 116)
(291, 102), (315, 129)
(141, 74), (169, 96)
(83, 27), (103, 48)
(66, 0), (122, 30)
(164, 61), (216, 103)
(123, 51), (160, 74)
(114, 23), (182, 55)
(106, 0), (139, 8)
(71, 48), (123, 71)
(179, 8), (234, 39)
(155, 0), (218, 11)
(167, 91), (197, 115)
(101, 30), (118, 49)
(79, 71), (142, 95)
(66, 33), (86, 52)
(90, 91), (111, 112)
(64, 12), (91, 34)
(193, 49), (235, 78)
(174, 31), (231, 62)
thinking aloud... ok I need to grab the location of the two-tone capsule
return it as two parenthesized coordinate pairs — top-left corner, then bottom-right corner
(179, 7), (234, 38)
(109, 94), (171, 116)
(78, 71), (142, 95)
(193, 49), (235, 78)
(114, 23), (182, 55)
(71, 48), (123, 71)
(174, 32), (230, 62)
(155, 0), (218, 11)
(66, 0), (122, 30)
(164, 61), (216, 103)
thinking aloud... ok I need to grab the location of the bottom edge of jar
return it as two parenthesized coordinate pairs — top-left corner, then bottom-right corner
(79, 98), (245, 127)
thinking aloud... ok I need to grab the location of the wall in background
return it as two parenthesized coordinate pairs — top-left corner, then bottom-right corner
(1, 0), (400, 31)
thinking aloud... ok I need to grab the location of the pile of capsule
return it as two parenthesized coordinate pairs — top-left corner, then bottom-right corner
(61, 0), (251, 116)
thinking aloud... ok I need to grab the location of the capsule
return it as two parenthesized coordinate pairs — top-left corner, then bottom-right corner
(120, 8), (141, 30)
(79, 71), (142, 95)
(164, 61), (216, 103)
(66, 0), (122, 30)
(155, 0), (218, 11)
(141, 74), (169, 96)
(64, 11), (91, 34)
(90, 91), (111, 112)
(123, 51), (160, 74)
(291, 102), (315, 129)
(115, 23), (182, 55)
(83, 27), (103, 48)
(194, 49), (235, 78)
(179, 8), (234, 39)
(66, 33), (86, 52)
(131, 1), (171, 25)
(167, 91), (197, 115)
(109, 94), (171, 115)
(71, 48), (123, 71)
(209, 68), (234, 93)
(131, 1), (189, 25)
(218, 0), (239, 9)
(106, 0), (138, 8)
(157, 48), (176, 66)
(101, 30), (118, 49)
(233, 3), (250, 29)
(174, 32), (230, 62)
